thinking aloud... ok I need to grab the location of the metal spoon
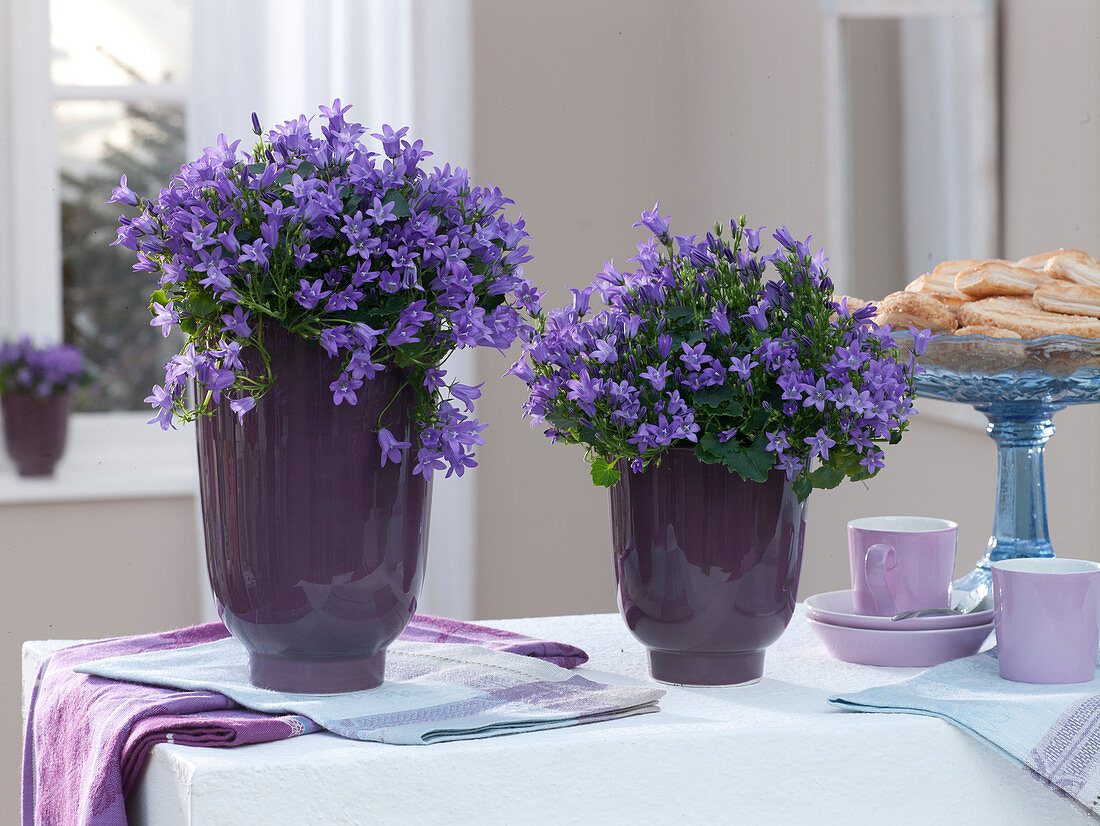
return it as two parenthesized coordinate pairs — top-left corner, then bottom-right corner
(890, 587), (992, 622)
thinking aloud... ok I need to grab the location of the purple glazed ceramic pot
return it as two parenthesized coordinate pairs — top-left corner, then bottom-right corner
(610, 450), (807, 686)
(993, 558), (1100, 685)
(1, 391), (72, 477)
(197, 324), (431, 693)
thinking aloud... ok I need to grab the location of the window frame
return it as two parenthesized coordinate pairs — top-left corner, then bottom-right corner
(0, 0), (198, 490)
(1, 0), (477, 619)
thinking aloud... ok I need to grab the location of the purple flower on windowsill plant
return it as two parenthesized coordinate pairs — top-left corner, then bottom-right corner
(0, 338), (87, 399)
(113, 101), (538, 478)
(511, 209), (919, 499)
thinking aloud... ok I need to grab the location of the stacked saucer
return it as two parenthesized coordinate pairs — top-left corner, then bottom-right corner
(806, 589), (995, 667)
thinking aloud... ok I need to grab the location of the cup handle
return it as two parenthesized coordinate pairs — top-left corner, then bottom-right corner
(864, 543), (898, 615)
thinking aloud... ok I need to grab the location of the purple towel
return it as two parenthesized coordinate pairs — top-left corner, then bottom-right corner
(23, 616), (588, 826)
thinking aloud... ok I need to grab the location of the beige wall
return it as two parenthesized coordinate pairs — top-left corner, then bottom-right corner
(471, 0), (833, 619)
(5, 498), (201, 822)
(471, 0), (1100, 619)
(472, 0), (684, 619)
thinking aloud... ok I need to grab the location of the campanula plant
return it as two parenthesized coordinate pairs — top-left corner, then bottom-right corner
(112, 101), (538, 478)
(0, 338), (86, 397)
(512, 207), (925, 499)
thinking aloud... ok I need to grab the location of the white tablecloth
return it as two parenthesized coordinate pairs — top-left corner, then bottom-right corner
(22, 609), (1095, 825)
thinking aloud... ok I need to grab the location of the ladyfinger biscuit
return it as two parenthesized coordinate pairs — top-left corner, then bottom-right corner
(905, 273), (970, 311)
(1015, 249), (1064, 272)
(953, 325), (1023, 339)
(932, 259), (988, 280)
(873, 291), (957, 333)
(957, 296), (1100, 339)
(955, 261), (1048, 298)
(1043, 249), (1100, 288)
(1033, 281), (1100, 318)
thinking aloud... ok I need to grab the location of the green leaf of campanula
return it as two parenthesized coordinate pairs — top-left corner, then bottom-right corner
(589, 455), (621, 487)
(382, 189), (413, 219)
(697, 432), (772, 483)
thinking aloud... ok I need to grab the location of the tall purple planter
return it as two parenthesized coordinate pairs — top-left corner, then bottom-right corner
(197, 324), (432, 693)
(610, 450), (807, 686)
(1, 392), (72, 477)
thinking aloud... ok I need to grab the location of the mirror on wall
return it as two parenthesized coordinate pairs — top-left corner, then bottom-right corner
(823, 0), (999, 300)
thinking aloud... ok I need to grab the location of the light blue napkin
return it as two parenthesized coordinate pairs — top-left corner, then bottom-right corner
(830, 649), (1100, 814)
(77, 638), (663, 745)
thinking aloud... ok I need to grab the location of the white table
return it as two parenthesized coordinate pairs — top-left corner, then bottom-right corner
(23, 610), (1095, 825)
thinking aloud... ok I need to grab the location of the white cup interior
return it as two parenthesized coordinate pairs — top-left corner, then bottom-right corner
(993, 558), (1100, 575)
(848, 516), (957, 533)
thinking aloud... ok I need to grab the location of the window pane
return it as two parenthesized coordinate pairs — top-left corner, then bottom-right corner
(51, 0), (192, 87)
(57, 99), (185, 412)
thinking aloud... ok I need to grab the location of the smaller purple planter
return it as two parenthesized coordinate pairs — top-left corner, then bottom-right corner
(609, 450), (807, 686)
(1, 392), (72, 477)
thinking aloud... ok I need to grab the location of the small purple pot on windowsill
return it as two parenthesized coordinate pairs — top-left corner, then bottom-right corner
(610, 450), (807, 686)
(1, 392), (72, 477)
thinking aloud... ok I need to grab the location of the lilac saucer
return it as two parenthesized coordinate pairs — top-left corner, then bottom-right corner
(807, 617), (994, 667)
(804, 589), (993, 631)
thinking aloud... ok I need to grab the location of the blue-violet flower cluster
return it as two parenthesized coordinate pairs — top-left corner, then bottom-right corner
(513, 208), (924, 498)
(112, 101), (537, 477)
(0, 338), (86, 398)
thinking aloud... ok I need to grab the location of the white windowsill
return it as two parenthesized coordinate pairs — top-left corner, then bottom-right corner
(0, 411), (198, 505)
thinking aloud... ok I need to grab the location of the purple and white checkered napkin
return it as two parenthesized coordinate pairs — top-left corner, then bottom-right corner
(25, 615), (655, 826)
(24, 617), (660, 826)
(79, 635), (664, 746)
(830, 649), (1100, 817)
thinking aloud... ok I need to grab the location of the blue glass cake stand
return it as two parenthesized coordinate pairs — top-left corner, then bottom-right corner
(896, 331), (1100, 596)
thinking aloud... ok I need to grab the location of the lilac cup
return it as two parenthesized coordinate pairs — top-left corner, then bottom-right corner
(848, 516), (957, 617)
(992, 558), (1100, 685)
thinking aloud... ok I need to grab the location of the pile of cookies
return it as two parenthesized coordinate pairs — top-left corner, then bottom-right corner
(862, 249), (1100, 340)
